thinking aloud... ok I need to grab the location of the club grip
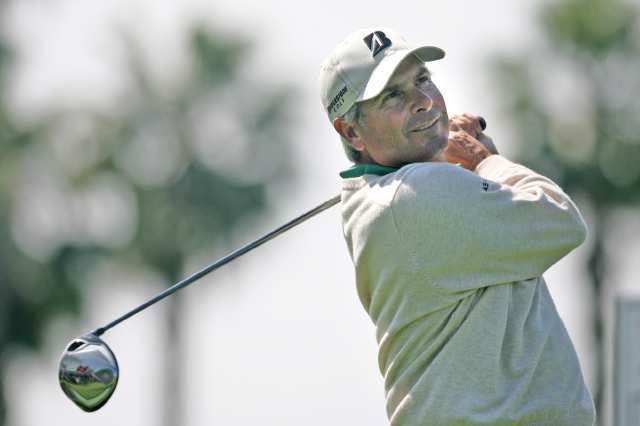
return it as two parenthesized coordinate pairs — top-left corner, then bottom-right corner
(479, 116), (487, 130)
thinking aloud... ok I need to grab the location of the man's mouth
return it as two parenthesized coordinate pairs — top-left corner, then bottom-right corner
(411, 117), (440, 132)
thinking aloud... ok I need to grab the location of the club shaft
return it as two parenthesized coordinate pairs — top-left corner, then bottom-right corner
(92, 194), (341, 336)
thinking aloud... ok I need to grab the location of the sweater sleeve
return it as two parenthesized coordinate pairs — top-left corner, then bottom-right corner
(390, 156), (587, 292)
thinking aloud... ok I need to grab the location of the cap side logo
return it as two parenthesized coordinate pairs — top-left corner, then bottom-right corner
(327, 86), (348, 115)
(363, 31), (392, 57)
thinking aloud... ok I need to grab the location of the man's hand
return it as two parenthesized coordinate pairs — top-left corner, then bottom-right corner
(449, 113), (499, 155)
(445, 130), (492, 170)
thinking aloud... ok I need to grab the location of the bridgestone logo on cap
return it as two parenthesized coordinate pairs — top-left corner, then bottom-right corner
(363, 31), (392, 57)
(327, 86), (348, 115)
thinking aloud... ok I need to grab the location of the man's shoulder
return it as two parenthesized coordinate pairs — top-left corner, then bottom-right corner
(388, 161), (487, 216)
(394, 161), (464, 180)
(392, 161), (475, 195)
(342, 161), (475, 210)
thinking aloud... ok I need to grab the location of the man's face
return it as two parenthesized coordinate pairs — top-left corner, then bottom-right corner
(354, 55), (449, 167)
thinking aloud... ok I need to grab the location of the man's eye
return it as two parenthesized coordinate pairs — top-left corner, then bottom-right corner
(417, 75), (431, 85)
(384, 90), (401, 101)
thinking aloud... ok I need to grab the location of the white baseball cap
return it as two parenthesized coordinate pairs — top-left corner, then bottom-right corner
(319, 28), (445, 122)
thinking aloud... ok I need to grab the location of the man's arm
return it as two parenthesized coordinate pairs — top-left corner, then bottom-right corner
(389, 133), (587, 293)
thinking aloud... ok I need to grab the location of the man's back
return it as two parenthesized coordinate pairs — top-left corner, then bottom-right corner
(340, 156), (595, 425)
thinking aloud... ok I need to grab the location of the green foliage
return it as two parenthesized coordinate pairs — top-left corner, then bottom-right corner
(542, 0), (637, 55)
(0, 41), (10, 87)
(3, 247), (85, 347)
(191, 27), (249, 86)
(0, 22), (297, 426)
(493, 0), (640, 203)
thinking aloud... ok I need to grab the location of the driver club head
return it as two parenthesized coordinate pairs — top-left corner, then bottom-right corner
(58, 333), (119, 412)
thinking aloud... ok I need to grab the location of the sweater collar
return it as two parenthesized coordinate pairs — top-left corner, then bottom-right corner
(339, 163), (399, 178)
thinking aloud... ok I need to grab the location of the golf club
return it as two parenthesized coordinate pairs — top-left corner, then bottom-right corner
(59, 194), (340, 412)
(59, 117), (487, 412)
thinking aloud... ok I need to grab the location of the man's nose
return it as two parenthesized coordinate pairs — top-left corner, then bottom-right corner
(411, 87), (433, 114)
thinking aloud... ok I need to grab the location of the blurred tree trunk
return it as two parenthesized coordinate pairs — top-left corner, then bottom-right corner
(0, 367), (5, 426)
(587, 212), (606, 413)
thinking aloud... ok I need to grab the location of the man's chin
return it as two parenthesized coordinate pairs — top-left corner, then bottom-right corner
(429, 149), (447, 163)
(422, 136), (448, 162)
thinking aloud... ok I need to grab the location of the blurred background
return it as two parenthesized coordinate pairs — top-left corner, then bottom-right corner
(0, 0), (638, 425)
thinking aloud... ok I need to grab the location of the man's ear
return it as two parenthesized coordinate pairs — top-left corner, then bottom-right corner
(333, 117), (365, 152)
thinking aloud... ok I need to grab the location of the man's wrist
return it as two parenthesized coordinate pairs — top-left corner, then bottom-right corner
(470, 151), (492, 170)
(474, 154), (503, 173)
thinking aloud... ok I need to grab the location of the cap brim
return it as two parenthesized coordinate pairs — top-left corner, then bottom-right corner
(360, 46), (445, 102)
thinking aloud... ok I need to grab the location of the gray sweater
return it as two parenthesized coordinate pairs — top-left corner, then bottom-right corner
(340, 155), (595, 425)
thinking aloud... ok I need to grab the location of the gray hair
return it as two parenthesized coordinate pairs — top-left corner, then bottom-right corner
(339, 102), (365, 163)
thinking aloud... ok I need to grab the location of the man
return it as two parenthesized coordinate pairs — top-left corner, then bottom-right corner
(319, 28), (595, 425)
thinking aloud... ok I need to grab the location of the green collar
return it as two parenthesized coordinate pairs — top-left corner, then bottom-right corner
(339, 163), (399, 178)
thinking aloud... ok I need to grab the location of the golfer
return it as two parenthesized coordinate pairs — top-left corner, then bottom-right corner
(319, 28), (595, 425)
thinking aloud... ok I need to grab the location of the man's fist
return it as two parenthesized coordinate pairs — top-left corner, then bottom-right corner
(445, 130), (491, 171)
(449, 113), (499, 156)
(449, 113), (483, 135)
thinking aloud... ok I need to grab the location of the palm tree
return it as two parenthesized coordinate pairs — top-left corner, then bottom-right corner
(0, 21), (297, 426)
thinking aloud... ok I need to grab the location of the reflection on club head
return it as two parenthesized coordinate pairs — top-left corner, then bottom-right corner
(58, 333), (119, 412)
